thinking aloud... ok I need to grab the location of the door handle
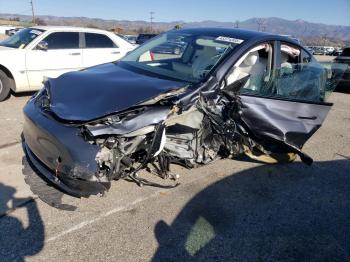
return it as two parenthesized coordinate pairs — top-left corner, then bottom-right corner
(298, 116), (317, 120)
(111, 51), (120, 54)
(69, 52), (81, 56)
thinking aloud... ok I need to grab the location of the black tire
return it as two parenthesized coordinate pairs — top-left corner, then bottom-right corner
(0, 70), (12, 101)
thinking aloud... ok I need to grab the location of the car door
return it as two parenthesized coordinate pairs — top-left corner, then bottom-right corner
(82, 32), (122, 68)
(225, 40), (332, 151)
(26, 31), (83, 89)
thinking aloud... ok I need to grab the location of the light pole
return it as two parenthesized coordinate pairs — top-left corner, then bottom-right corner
(150, 11), (154, 32)
(30, 0), (35, 24)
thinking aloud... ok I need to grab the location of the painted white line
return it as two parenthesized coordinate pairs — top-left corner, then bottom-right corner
(46, 191), (160, 243)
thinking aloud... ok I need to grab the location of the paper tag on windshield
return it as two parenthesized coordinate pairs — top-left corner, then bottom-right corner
(216, 36), (244, 44)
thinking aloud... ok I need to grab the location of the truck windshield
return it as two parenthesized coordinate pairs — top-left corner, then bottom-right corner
(0, 28), (44, 49)
(120, 31), (243, 83)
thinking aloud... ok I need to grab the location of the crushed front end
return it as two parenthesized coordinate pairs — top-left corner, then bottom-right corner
(23, 89), (111, 197)
(22, 83), (192, 197)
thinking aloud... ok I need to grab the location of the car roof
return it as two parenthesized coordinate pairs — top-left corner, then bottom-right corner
(173, 27), (272, 41)
(30, 26), (112, 34)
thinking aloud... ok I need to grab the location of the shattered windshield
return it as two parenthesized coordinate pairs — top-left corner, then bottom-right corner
(0, 28), (44, 49)
(120, 31), (243, 83)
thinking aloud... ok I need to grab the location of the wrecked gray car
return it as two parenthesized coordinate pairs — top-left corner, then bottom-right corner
(22, 28), (344, 207)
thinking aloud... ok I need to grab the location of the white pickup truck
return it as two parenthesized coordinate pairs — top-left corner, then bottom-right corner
(0, 26), (135, 101)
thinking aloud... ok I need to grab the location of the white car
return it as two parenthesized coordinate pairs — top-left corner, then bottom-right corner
(0, 26), (135, 101)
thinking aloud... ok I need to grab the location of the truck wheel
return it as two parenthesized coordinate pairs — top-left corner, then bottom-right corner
(0, 70), (12, 101)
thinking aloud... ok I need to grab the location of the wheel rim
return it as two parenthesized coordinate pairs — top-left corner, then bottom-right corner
(0, 78), (3, 95)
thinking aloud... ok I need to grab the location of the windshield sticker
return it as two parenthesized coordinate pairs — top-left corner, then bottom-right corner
(30, 30), (43, 35)
(216, 36), (244, 44)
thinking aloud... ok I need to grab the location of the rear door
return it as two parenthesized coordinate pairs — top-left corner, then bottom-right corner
(226, 40), (333, 150)
(26, 31), (83, 89)
(82, 32), (122, 68)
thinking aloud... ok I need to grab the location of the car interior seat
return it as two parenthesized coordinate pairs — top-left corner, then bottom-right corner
(191, 46), (219, 78)
(226, 51), (267, 91)
(172, 46), (218, 79)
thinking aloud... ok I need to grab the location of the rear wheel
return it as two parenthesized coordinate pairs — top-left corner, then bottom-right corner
(0, 70), (12, 101)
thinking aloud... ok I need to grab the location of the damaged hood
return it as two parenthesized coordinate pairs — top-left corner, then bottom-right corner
(47, 62), (188, 122)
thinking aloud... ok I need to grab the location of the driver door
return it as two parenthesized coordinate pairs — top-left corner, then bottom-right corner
(226, 41), (333, 150)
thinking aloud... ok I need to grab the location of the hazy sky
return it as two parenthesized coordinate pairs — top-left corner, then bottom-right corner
(0, 0), (349, 26)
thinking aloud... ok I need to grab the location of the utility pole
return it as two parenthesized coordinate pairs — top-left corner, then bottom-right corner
(30, 0), (35, 24)
(150, 11), (154, 32)
(255, 18), (265, 32)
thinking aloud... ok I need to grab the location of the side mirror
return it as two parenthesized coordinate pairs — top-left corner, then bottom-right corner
(36, 41), (48, 51)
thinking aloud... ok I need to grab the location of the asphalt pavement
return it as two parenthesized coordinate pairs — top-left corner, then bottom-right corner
(0, 43), (348, 261)
(0, 90), (349, 261)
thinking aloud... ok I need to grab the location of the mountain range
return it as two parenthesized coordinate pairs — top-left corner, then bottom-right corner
(1, 13), (349, 43)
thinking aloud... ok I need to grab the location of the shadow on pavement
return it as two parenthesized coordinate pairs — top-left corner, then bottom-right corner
(153, 159), (350, 262)
(0, 183), (44, 262)
(11, 91), (36, 98)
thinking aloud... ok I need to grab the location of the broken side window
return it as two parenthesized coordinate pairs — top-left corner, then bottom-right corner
(226, 42), (347, 103)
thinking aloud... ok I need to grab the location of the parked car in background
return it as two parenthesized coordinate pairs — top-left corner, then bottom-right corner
(5, 27), (24, 36)
(334, 47), (350, 89)
(332, 48), (343, 56)
(151, 40), (187, 55)
(306, 46), (315, 55)
(123, 35), (138, 45)
(0, 26), (135, 101)
(313, 47), (326, 55)
(136, 33), (157, 45)
(324, 46), (335, 56)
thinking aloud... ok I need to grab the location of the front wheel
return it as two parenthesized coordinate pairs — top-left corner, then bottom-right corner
(0, 70), (12, 101)
(243, 145), (297, 164)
